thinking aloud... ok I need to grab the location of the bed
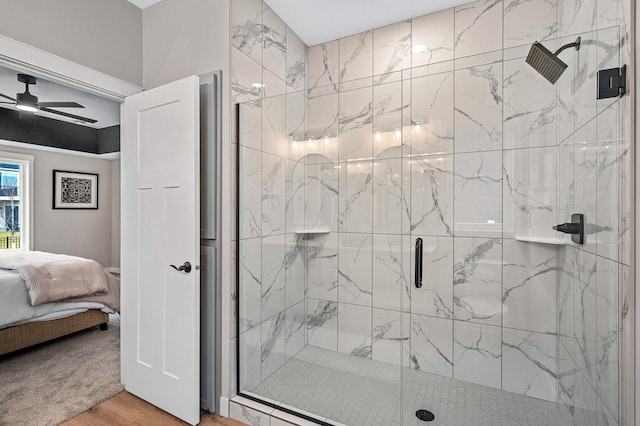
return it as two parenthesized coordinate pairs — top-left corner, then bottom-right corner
(0, 250), (119, 356)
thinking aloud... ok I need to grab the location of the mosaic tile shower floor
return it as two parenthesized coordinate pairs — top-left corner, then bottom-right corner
(252, 346), (565, 426)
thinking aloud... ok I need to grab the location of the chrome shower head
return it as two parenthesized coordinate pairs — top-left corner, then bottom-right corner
(526, 37), (581, 84)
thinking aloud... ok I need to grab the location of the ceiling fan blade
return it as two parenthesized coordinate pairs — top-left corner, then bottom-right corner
(38, 101), (85, 108)
(0, 93), (17, 102)
(40, 107), (97, 124)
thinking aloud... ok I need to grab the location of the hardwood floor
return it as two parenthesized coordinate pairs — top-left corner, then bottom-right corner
(62, 391), (246, 426)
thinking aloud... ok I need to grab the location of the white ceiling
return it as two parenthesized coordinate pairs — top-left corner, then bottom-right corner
(263, 0), (475, 46)
(0, 65), (120, 129)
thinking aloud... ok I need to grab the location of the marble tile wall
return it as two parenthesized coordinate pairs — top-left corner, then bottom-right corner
(302, 0), (630, 418)
(232, 0), (631, 424)
(232, 0), (309, 394)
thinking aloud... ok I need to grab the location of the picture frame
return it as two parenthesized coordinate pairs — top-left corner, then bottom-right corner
(52, 170), (99, 210)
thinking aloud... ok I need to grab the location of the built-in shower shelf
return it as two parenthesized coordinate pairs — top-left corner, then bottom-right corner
(295, 229), (331, 235)
(515, 237), (568, 245)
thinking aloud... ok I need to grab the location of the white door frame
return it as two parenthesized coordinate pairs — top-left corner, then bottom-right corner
(0, 34), (141, 101)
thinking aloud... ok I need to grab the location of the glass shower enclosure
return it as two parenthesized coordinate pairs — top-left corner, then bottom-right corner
(234, 0), (633, 424)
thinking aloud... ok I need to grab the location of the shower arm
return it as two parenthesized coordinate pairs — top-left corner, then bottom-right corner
(554, 37), (581, 56)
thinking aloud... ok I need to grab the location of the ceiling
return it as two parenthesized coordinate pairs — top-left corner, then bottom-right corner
(128, 0), (477, 46)
(263, 0), (475, 46)
(0, 65), (120, 129)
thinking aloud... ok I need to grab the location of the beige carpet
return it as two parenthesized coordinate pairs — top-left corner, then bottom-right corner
(0, 314), (123, 426)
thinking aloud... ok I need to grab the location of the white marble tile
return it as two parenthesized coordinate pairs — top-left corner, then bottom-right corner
(411, 236), (454, 319)
(503, 146), (557, 239)
(307, 298), (338, 351)
(262, 311), (286, 380)
(239, 99), (261, 151)
(410, 72), (454, 155)
(233, 47), (264, 103)
(410, 314), (453, 377)
(339, 160), (372, 233)
(574, 32), (598, 132)
(412, 8), (455, 67)
(373, 81), (404, 159)
(339, 87), (373, 161)
(453, 237), (503, 326)
(338, 303), (372, 358)
(263, 68), (287, 98)
(240, 325), (262, 391)
(618, 102), (632, 267)
(240, 146), (262, 239)
(502, 329), (557, 402)
(596, 103), (620, 262)
(308, 41), (339, 94)
(574, 122), (598, 252)
(285, 301), (306, 361)
(285, 233), (306, 308)
(307, 93), (339, 162)
(562, 0), (597, 36)
(596, 256), (619, 420)
(262, 6), (287, 81)
(503, 58), (557, 149)
(231, 0), (262, 64)
(453, 321), (501, 389)
(230, 401), (271, 426)
(454, 62), (503, 153)
(373, 21), (411, 84)
(262, 235), (286, 321)
(285, 159), (306, 234)
(373, 158), (403, 234)
(262, 152), (286, 236)
(502, 240), (557, 334)
(410, 154), (454, 237)
(373, 234), (408, 312)
(574, 249), (597, 387)
(574, 369), (598, 426)
(557, 340), (576, 425)
(454, 151), (503, 237)
(372, 308), (410, 367)
(556, 39), (577, 145)
(338, 233), (373, 307)
(454, 0), (503, 58)
(305, 162), (338, 232)
(557, 138), (576, 236)
(239, 238), (262, 333)
(596, 28), (621, 115)
(286, 91), (306, 160)
(339, 31), (373, 82)
(286, 28), (306, 92)
(307, 233), (338, 301)
(597, 0), (621, 30)
(557, 246), (576, 338)
(503, 0), (557, 48)
(261, 94), (286, 157)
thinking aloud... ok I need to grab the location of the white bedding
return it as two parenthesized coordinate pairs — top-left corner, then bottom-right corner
(0, 268), (113, 330)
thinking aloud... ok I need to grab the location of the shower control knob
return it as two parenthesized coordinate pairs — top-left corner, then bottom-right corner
(553, 213), (584, 245)
(552, 223), (581, 234)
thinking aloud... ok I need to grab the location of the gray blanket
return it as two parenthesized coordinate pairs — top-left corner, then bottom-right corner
(0, 250), (110, 307)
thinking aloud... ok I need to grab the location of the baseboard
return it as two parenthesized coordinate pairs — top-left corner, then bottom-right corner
(219, 397), (229, 417)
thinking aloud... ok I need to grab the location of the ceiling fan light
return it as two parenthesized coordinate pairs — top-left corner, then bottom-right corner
(16, 91), (39, 112)
(16, 103), (38, 112)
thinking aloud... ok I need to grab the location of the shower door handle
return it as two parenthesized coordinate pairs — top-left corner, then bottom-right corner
(415, 238), (423, 288)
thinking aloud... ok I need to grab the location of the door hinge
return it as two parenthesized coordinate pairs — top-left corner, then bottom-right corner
(597, 65), (626, 99)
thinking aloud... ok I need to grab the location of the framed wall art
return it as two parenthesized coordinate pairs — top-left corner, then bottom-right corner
(53, 170), (98, 209)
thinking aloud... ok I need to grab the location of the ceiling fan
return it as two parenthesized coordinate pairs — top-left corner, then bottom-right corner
(0, 74), (97, 124)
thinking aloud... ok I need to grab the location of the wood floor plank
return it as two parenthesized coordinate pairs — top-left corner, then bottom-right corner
(62, 392), (247, 426)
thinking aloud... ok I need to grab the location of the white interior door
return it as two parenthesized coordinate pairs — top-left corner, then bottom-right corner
(121, 75), (200, 425)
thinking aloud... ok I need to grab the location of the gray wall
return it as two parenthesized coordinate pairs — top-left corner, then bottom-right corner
(0, 142), (117, 267)
(142, 0), (230, 89)
(0, 0), (143, 86)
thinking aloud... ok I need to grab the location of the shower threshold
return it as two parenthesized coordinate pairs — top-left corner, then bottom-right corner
(251, 346), (565, 426)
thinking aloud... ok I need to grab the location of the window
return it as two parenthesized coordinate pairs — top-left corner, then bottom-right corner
(0, 153), (33, 250)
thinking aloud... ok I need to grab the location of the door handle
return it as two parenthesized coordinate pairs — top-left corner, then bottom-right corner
(170, 261), (192, 273)
(415, 238), (423, 288)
